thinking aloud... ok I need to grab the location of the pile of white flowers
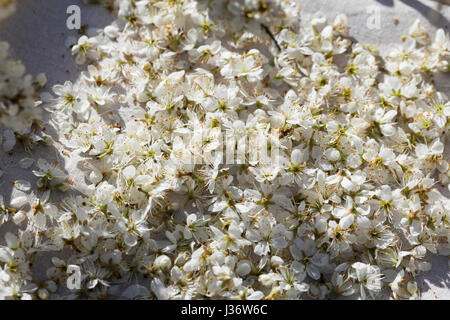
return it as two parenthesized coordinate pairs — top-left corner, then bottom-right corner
(0, 41), (46, 132)
(1, 0), (449, 300)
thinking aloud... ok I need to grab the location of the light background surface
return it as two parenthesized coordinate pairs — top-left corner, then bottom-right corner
(0, 0), (448, 299)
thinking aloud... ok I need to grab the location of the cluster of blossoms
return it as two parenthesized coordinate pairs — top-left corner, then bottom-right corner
(0, 0), (47, 152)
(1, 0), (450, 300)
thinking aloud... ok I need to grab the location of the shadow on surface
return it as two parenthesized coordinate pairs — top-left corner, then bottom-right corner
(416, 255), (450, 298)
(0, 0), (113, 86)
(375, 0), (395, 6)
(376, 0), (449, 29)
(401, 0), (449, 28)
